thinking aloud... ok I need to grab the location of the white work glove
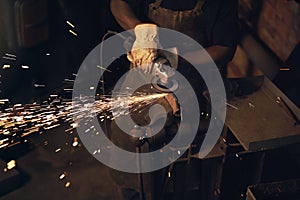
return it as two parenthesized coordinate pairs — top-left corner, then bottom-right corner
(127, 24), (162, 72)
(127, 24), (179, 116)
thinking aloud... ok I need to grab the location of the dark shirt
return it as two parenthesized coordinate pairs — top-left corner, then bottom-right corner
(123, 0), (239, 47)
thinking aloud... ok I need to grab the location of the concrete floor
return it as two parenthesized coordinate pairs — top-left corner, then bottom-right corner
(1, 125), (119, 200)
(0, 126), (119, 200)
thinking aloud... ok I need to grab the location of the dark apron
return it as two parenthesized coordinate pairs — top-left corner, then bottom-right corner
(148, 0), (208, 47)
(149, 0), (211, 123)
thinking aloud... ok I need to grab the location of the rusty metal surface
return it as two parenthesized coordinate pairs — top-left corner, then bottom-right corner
(225, 77), (300, 151)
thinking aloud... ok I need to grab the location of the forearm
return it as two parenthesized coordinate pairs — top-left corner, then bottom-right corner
(183, 45), (236, 66)
(110, 0), (141, 30)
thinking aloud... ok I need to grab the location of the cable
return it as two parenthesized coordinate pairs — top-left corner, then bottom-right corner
(99, 31), (118, 140)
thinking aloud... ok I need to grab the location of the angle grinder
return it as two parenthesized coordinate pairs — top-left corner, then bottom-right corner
(150, 47), (179, 93)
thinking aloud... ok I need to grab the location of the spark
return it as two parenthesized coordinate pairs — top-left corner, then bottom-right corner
(69, 30), (78, 36)
(0, 143), (8, 149)
(72, 137), (79, 147)
(59, 173), (66, 180)
(280, 68), (290, 71)
(64, 79), (74, 83)
(2, 56), (16, 61)
(66, 20), (75, 28)
(5, 53), (16, 58)
(0, 92), (168, 149)
(34, 83), (46, 88)
(44, 124), (61, 130)
(226, 102), (239, 110)
(93, 149), (101, 155)
(0, 99), (9, 102)
(65, 127), (74, 133)
(65, 181), (71, 188)
(2, 64), (11, 69)
(96, 65), (112, 72)
(7, 160), (16, 170)
(55, 148), (62, 153)
(21, 65), (30, 69)
(248, 102), (255, 108)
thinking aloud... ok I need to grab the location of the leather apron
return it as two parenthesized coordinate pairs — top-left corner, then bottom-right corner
(148, 0), (208, 47)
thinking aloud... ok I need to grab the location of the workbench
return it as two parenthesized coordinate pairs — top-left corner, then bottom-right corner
(225, 77), (300, 151)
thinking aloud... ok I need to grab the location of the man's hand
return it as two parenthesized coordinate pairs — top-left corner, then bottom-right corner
(127, 24), (161, 72)
(127, 48), (157, 72)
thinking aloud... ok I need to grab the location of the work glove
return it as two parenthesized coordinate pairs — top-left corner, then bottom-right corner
(127, 23), (162, 72)
(127, 24), (179, 118)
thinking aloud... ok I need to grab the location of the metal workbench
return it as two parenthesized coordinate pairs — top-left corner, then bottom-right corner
(225, 77), (300, 151)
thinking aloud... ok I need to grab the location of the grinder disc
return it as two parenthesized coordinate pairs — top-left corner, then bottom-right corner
(151, 77), (178, 93)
